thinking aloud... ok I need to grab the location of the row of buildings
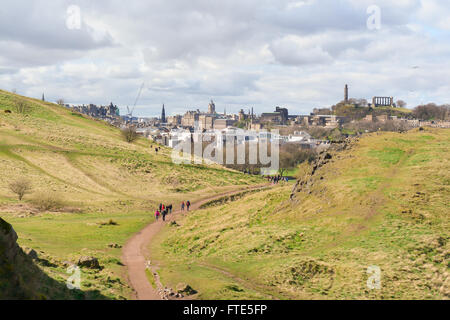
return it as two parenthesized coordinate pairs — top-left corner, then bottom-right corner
(158, 101), (298, 131)
(151, 127), (327, 151)
(65, 102), (121, 122)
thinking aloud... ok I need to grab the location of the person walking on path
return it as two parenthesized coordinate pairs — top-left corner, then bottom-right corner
(167, 204), (173, 214)
(155, 210), (160, 221)
(162, 209), (167, 222)
(181, 202), (185, 211)
(159, 203), (162, 211)
(186, 200), (191, 211)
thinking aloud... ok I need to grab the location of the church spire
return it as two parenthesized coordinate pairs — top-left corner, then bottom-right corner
(161, 104), (166, 123)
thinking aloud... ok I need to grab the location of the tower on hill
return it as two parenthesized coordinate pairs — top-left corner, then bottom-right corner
(42, 93), (45, 102)
(344, 84), (349, 103)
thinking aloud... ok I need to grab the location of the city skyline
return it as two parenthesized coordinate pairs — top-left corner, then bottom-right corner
(1, 1), (449, 117)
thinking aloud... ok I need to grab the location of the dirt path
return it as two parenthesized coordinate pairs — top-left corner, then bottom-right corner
(122, 184), (268, 300)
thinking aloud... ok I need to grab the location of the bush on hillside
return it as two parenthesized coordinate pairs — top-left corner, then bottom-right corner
(122, 126), (138, 143)
(8, 179), (32, 201)
(31, 192), (65, 212)
(279, 145), (317, 170)
(13, 98), (30, 114)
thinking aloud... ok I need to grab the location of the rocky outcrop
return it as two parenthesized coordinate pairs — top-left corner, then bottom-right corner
(0, 217), (36, 299)
(77, 256), (101, 269)
(0, 218), (20, 261)
(177, 283), (198, 296)
(290, 138), (357, 200)
(1, 218), (95, 299)
(23, 247), (38, 260)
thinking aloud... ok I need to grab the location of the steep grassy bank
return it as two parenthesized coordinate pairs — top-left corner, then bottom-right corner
(151, 128), (449, 300)
(0, 89), (262, 299)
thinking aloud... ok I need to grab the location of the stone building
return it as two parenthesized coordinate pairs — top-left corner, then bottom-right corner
(214, 119), (236, 130)
(260, 107), (289, 125)
(198, 115), (214, 130)
(182, 111), (200, 127)
(208, 100), (216, 115)
(167, 115), (182, 126)
(372, 97), (394, 107)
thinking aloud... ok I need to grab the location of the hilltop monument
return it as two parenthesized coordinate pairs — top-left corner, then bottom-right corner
(344, 84), (349, 103)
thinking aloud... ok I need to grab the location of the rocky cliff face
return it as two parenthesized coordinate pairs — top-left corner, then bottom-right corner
(290, 138), (357, 200)
(0, 218), (110, 300)
(0, 217), (36, 299)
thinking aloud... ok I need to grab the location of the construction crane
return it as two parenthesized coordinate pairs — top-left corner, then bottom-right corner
(126, 82), (145, 118)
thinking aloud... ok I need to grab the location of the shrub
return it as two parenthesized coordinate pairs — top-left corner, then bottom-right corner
(13, 98), (30, 114)
(8, 179), (32, 201)
(121, 126), (138, 143)
(31, 192), (65, 211)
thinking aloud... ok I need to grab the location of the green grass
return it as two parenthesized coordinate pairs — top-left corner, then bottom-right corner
(151, 128), (450, 300)
(368, 147), (405, 166)
(145, 269), (157, 289)
(0, 89), (262, 299)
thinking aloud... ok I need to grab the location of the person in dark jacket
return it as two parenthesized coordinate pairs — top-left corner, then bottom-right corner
(162, 209), (167, 221)
(167, 204), (173, 214)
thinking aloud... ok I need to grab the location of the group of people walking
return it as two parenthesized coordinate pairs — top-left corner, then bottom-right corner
(265, 175), (288, 184)
(155, 203), (172, 221)
(180, 200), (191, 212)
(155, 201), (191, 221)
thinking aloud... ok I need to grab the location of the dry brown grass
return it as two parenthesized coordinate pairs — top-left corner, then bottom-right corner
(31, 192), (66, 212)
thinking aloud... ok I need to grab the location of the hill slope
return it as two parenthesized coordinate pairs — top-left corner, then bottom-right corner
(151, 128), (449, 299)
(0, 89), (261, 299)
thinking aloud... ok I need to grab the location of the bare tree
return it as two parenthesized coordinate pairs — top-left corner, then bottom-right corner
(122, 126), (139, 143)
(9, 179), (32, 201)
(396, 100), (407, 108)
(56, 99), (65, 106)
(13, 98), (30, 114)
(413, 103), (450, 121)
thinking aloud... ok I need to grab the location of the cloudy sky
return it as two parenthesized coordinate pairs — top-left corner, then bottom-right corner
(1, 0), (449, 117)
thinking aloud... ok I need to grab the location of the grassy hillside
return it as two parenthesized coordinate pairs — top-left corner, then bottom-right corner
(0, 89), (261, 299)
(151, 128), (449, 300)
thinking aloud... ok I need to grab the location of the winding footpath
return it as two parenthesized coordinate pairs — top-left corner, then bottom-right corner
(121, 184), (268, 300)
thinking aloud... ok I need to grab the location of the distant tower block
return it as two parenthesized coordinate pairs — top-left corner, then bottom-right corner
(344, 84), (349, 103)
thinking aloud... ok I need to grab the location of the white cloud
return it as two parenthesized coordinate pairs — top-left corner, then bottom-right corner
(0, 0), (449, 116)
